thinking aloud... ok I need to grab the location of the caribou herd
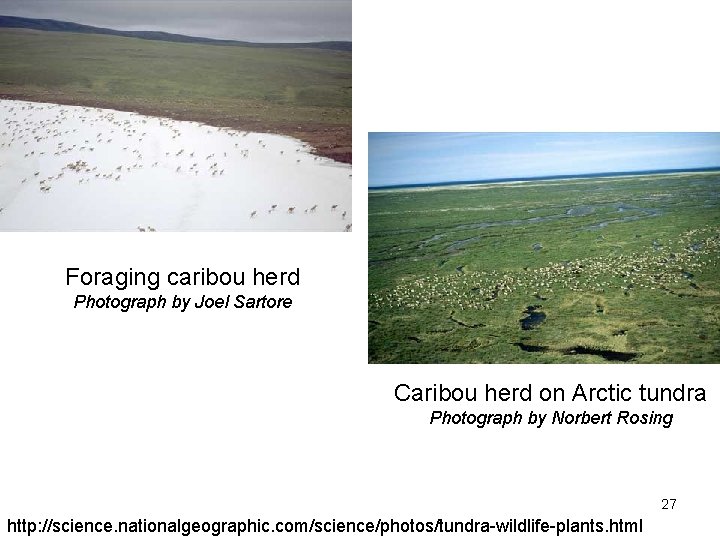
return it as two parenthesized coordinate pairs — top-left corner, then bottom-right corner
(0, 100), (352, 231)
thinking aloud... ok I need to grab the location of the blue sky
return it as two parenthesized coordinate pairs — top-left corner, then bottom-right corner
(368, 133), (720, 187)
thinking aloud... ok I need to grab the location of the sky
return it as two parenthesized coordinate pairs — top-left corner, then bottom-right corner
(368, 132), (720, 187)
(0, 0), (351, 42)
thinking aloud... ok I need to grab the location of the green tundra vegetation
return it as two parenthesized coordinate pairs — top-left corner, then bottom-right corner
(0, 28), (351, 160)
(368, 171), (720, 363)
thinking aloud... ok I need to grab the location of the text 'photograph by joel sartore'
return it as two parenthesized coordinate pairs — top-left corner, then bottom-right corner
(368, 132), (720, 363)
(0, 0), (351, 231)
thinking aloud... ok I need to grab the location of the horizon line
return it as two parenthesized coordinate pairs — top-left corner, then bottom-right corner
(368, 165), (720, 190)
(0, 14), (352, 45)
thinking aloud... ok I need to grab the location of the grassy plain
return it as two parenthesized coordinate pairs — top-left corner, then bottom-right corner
(368, 172), (720, 363)
(0, 29), (351, 161)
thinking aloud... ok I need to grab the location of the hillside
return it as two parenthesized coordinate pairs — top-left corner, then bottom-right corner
(0, 15), (351, 51)
(0, 27), (351, 162)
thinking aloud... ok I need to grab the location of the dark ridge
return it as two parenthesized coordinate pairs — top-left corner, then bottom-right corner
(369, 166), (720, 191)
(563, 346), (637, 362)
(514, 342), (549, 353)
(448, 310), (485, 328)
(514, 342), (638, 361)
(0, 15), (351, 51)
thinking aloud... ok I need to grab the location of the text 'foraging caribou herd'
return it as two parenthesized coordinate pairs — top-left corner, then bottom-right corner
(66, 267), (300, 312)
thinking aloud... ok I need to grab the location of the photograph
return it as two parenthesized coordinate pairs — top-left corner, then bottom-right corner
(369, 132), (720, 363)
(0, 1), (351, 231)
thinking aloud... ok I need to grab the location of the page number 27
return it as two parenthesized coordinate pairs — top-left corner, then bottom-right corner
(662, 498), (676, 509)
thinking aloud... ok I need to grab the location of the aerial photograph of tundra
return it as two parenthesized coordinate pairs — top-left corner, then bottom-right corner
(0, 0), (351, 231)
(369, 133), (720, 363)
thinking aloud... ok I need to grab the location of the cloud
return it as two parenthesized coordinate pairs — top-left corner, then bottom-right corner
(369, 132), (720, 186)
(0, 0), (351, 42)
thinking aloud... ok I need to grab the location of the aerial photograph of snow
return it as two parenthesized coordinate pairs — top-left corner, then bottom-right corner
(0, 101), (351, 231)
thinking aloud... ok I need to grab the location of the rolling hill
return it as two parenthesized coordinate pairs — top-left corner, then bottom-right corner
(0, 15), (351, 51)
(0, 22), (351, 162)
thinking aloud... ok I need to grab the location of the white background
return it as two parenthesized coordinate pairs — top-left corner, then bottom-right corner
(1, 0), (719, 538)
